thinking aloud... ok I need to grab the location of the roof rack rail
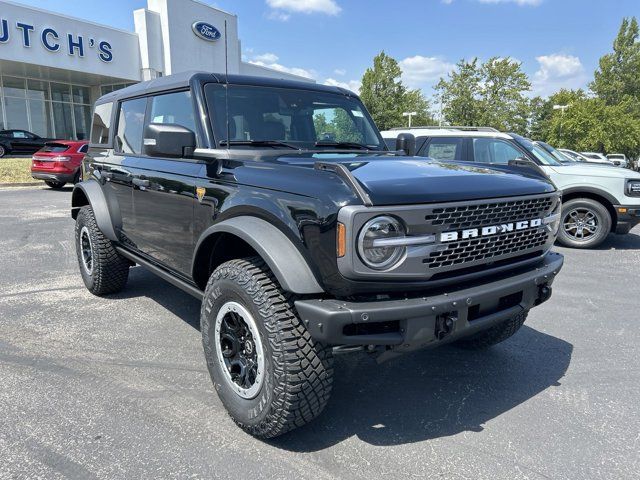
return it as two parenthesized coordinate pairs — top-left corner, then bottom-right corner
(389, 126), (500, 132)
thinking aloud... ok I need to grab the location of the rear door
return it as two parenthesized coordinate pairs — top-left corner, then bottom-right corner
(126, 90), (199, 276)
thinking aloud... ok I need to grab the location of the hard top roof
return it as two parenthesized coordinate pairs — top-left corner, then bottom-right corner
(95, 71), (354, 104)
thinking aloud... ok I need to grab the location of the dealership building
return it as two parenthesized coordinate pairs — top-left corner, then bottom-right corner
(0, 0), (309, 140)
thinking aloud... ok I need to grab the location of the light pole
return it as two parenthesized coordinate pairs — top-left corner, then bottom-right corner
(403, 111), (417, 128)
(553, 104), (569, 146)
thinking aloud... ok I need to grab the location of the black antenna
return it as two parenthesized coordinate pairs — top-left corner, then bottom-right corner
(224, 20), (230, 149)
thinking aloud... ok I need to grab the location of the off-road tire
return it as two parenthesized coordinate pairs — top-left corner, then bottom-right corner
(45, 180), (66, 189)
(201, 257), (334, 439)
(454, 310), (529, 350)
(75, 206), (130, 295)
(556, 198), (611, 249)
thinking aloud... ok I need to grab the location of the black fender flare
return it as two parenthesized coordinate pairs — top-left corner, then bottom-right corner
(71, 180), (120, 242)
(560, 186), (619, 206)
(193, 216), (324, 295)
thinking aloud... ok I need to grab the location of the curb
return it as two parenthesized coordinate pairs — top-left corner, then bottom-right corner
(0, 182), (41, 187)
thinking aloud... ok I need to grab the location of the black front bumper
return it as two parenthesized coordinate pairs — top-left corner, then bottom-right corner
(295, 252), (564, 351)
(614, 205), (640, 234)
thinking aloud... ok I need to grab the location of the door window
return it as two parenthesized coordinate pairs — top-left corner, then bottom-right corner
(423, 137), (464, 161)
(472, 138), (522, 164)
(148, 91), (197, 134)
(115, 97), (147, 154)
(91, 103), (113, 145)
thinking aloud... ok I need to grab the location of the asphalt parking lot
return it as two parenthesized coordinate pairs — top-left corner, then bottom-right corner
(1, 186), (639, 480)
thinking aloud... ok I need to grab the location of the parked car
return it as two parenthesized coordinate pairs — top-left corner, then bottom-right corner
(581, 151), (616, 165)
(0, 129), (54, 157)
(72, 73), (564, 438)
(534, 141), (576, 164)
(606, 153), (629, 168)
(31, 141), (88, 189)
(382, 127), (640, 249)
(559, 148), (612, 165)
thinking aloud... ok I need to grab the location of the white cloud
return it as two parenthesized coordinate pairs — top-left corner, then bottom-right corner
(266, 0), (341, 16)
(334, 68), (346, 76)
(248, 53), (316, 79)
(399, 55), (456, 89)
(532, 53), (588, 96)
(324, 78), (361, 94)
(266, 11), (291, 21)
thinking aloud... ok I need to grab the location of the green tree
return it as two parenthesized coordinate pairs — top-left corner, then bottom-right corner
(478, 57), (531, 134)
(591, 17), (640, 105)
(359, 52), (432, 130)
(434, 58), (482, 126)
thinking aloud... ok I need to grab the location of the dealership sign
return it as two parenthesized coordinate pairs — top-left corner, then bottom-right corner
(191, 21), (221, 42)
(0, 18), (113, 62)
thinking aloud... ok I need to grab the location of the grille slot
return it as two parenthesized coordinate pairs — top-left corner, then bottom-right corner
(424, 228), (549, 269)
(424, 197), (555, 230)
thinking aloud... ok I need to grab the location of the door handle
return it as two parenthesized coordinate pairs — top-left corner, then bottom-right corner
(132, 177), (150, 188)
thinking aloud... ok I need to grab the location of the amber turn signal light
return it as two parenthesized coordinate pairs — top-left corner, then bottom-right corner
(337, 222), (346, 258)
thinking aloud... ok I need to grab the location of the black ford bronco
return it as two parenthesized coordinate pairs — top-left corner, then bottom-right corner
(72, 72), (564, 438)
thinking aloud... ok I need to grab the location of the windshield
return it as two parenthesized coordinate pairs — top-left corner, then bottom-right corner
(538, 141), (574, 163)
(41, 143), (70, 153)
(511, 134), (561, 166)
(205, 84), (384, 150)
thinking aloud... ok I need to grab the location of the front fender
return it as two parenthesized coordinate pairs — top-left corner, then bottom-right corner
(194, 216), (324, 295)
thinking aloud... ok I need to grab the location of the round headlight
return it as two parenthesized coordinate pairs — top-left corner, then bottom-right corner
(357, 216), (406, 270)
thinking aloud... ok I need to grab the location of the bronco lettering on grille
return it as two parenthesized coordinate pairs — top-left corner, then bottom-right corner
(440, 218), (543, 243)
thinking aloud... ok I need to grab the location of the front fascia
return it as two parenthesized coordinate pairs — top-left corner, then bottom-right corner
(337, 192), (561, 281)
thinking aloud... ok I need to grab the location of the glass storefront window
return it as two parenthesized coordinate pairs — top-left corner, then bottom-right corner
(73, 86), (91, 104)
(52, 102), (74, 139)
(29, 100), (53, 137)
(5, 97), (29, 130)
(73, 104), (92, 140)
(3, 76), (26, 98)
(27, 80), (50, 101)
(50, 82), (72, 102)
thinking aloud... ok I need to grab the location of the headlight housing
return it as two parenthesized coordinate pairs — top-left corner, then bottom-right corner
(626, 179), (640, 197)
(357, 216), (406, 270)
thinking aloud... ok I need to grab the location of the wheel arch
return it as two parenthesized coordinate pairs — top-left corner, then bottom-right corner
(192, 216), (324, 295)
(561, 187), (618, 231)
(71, 181), (120, 241)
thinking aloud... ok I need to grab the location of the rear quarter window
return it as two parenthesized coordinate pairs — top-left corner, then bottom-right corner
(91, 103), (113, 145)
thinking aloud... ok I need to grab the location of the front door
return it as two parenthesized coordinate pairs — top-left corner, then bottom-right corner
(126, 90), (200, 276)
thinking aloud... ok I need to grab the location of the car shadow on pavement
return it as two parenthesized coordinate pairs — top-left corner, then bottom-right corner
(591, 231), (640, 250)
(273, 326), (572, 450)
(116, 267), (573, 450)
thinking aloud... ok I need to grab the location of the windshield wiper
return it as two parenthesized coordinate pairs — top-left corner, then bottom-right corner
(314, 141), (374, 150)
(219, 140), (300, 150)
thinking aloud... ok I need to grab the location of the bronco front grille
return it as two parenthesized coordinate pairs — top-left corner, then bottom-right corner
(424, 228), (549, 269)
(424, 196), (555, 231)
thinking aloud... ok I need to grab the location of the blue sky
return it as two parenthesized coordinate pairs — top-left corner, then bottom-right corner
(17, 0), (640, 98)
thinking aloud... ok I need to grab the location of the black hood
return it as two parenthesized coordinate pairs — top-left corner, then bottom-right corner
(274, 154), (556, 206)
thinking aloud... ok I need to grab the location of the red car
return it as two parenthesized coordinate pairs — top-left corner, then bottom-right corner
(31, 140), (88, 189)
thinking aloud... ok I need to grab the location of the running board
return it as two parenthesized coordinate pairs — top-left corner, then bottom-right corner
(115, 247), (204, 300)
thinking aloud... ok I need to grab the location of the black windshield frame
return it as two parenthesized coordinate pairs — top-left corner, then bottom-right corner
(204, 83), (386, 151)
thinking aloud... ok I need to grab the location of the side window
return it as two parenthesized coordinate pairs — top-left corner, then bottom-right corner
(78, 144), (89, 153)
(423, 137), (464, 161)
(472, 138), (522, 164)
(90, 103), (113, 145)
(13, 131), (27, 139)
(115, 97), (147, 154)
(148, 91), (197, 134)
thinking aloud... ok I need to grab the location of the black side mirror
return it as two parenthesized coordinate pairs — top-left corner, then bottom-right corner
(396, 133), (416, 156)
(508, 157), (549, 179)
(143, 123), (196, 158)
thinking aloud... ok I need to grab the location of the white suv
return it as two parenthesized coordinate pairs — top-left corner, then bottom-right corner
(382, 127), (640, 248)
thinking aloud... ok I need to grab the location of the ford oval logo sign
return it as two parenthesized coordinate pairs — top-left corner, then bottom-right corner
(192, 22), (221, 42)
